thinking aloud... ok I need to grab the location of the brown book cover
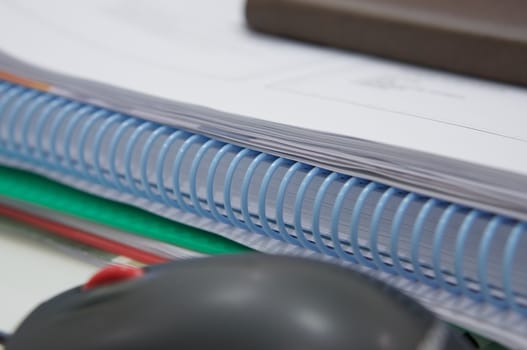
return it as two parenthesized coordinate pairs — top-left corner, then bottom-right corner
(246, 0), (527, 86)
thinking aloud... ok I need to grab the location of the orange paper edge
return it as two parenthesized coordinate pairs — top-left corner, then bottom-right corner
(0, 70), (50, 91)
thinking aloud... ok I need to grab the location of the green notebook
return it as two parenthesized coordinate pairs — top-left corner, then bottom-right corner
(0, 165), (250, 255)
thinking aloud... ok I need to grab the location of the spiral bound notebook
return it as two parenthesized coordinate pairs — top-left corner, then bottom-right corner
(1, 0), (527, 348)
(1, 82), (526, 348)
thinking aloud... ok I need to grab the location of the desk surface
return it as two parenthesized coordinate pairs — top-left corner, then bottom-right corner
(0, 219), (97, 332)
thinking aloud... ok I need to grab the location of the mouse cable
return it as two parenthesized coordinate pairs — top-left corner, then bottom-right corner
(0, 329), (10, 345)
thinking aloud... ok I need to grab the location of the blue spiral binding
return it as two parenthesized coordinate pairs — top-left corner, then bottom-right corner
(411, 198), (442, 286)
(21, 94), (54, 160)
(391, 192), (419, 279)
(190, 139), (221, 219)
(63, 105), (96, 174)
(504, 223), (527, 314)
(141, 125), (170, 202)
(276, 162), (305, 246)
(125, 121), (155, 197)
(370, 187), (397, 272)
(258, 157), (290, 240)
(1, 80), (526, 314)
(330, 177), (360, 264)
(350, 181), (381, 269)
(312, 172), (340, 257)
(224, 147), (257, 228)
(241, 152), (273, 235)
(454, 210), (486, 301)
(294, 166), (325, 252)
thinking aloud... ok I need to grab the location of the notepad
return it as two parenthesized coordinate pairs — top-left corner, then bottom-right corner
(0, 0), (526, 348)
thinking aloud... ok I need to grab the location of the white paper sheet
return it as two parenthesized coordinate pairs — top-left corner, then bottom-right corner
(1, 0), (527, 178)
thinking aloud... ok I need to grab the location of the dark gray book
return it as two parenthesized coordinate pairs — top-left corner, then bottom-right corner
(246, 0), (527, 86)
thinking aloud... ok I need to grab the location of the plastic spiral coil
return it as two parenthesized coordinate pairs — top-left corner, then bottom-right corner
(0, 80), (526, 314)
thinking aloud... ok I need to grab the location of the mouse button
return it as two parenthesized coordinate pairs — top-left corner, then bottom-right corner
(83, 264), (144, 291)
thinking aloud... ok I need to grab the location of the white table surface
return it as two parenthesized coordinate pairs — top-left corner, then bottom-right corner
(0, 218), (98, 333)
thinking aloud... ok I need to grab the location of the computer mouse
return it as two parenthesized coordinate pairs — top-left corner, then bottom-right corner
(6, 254), (471, 350)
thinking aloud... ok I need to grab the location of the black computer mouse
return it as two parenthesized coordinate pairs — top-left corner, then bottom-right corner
(6, 254), (471, 350)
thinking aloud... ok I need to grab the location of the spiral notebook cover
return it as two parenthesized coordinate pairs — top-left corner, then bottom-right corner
(3, 0), (527, 224)
(0, 81), (526, 348)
